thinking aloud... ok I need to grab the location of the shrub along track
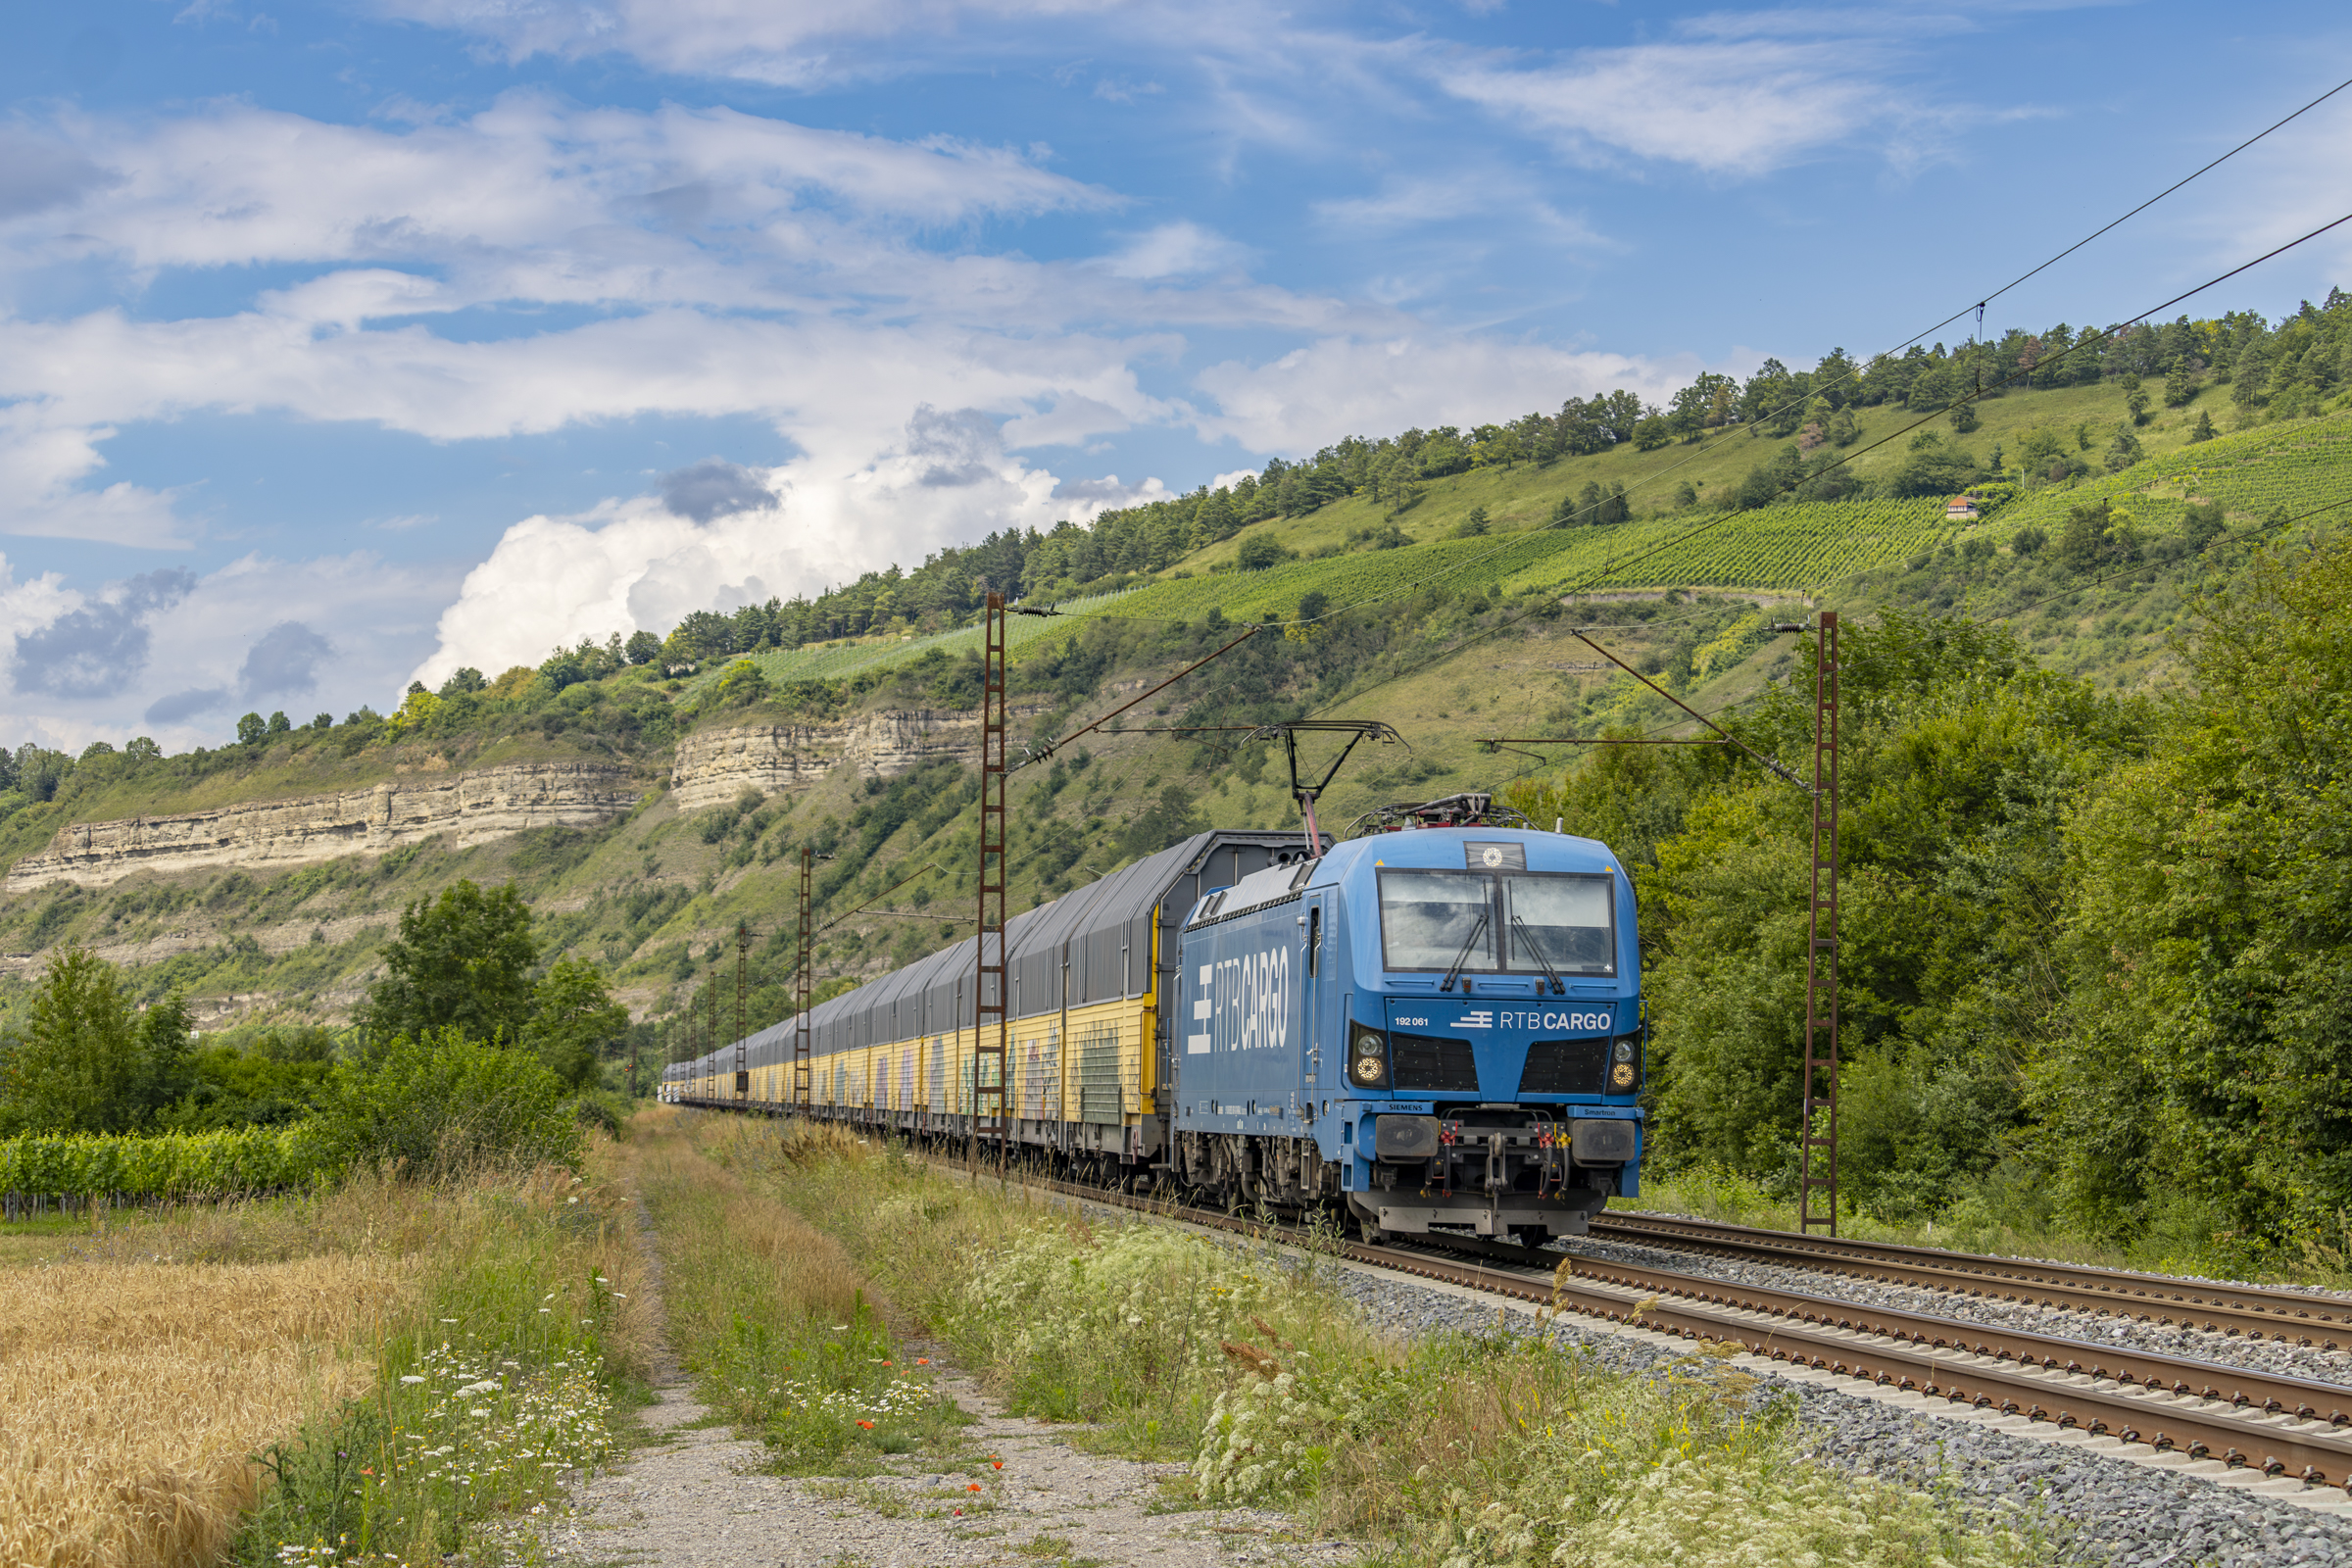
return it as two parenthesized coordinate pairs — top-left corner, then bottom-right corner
(931, 1157), (2352, 1503)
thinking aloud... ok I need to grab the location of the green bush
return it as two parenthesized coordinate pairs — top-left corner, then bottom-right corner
(315, 1029), (582, 1179)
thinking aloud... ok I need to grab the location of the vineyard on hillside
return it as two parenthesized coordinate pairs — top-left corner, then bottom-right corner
(1994, 411), (2352, 535)
(683, 413), (2352, 700)
(1100, 498), (1952, 624)
(1500, 499), (1955, 596)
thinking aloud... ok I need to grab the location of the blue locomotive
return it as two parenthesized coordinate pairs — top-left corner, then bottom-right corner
(668, 795), (1642, 1242)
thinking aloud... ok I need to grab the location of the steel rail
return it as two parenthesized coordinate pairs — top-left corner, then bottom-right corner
(1367, 1239), (2352, 1490)
(1590, 1211), (2352, 1348)
(919, 1160), (2352, 1492)
(1508, 1248), (2352, 1424)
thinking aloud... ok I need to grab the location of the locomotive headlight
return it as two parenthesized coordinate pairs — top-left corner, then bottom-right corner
(1612, 1041), (1635, 1064)
(1350, 1023), (1388, 1087)
(1610, 1062), (1637, 1090)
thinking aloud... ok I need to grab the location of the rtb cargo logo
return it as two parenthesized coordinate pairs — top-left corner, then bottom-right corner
(1185, 946), (1294, 1055)
(1488, 1009), (1616, 1032)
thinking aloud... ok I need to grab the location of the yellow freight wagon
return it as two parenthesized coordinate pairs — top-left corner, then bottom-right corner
(665, 830), (1309, 1173)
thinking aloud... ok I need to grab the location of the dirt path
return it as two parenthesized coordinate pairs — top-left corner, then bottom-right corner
(542, 1353), (1360, 1568)
(545, 1183), (1357, 1568)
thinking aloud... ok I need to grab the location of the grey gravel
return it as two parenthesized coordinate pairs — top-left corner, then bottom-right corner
(1340, 1262), (2352, 1568)
(1554, 1226), (2352, 1391)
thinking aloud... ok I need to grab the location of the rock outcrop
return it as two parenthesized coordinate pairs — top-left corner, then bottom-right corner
(671, 706), (1047, 810)
(7, 760), (640, 893)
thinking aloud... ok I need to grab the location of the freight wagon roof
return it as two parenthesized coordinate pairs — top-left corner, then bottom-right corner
(686, 828), (1312, 1076)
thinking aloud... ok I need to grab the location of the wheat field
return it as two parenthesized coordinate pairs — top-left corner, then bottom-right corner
(0, 1254), (413, 1568)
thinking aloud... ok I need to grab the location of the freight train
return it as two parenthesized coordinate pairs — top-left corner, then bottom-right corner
(667, 795), (1643, 1241)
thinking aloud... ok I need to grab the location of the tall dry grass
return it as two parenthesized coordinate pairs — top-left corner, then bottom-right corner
(0, 1153), (659, 1568)
(0, 1254), (410, 1568)
(618, 1109), (968, 1473)
(618, 1107), (867, 1368)
(712, 1119), (2058, 1567)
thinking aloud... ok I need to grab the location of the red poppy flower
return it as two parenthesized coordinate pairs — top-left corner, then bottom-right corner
(857, 1420), (875, 1430)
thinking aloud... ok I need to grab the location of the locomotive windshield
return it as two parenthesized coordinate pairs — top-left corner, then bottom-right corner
(1378, 868), (1615, 977)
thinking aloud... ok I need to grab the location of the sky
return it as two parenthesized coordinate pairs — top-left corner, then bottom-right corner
(1, 0), (2348, 752)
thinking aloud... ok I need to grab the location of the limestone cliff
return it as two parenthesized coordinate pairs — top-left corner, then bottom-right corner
(6, 760), (641, 893)
(671, 704), (1047, 809)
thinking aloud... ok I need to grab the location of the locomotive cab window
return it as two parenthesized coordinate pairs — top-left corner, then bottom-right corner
(1378, 869), (1497, 972)
(1378, 868), (1614, 978)
(1504, 874), (1614, 976)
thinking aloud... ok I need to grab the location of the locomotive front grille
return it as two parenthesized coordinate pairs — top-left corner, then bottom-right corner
(1390, 1031), (1481, 1093)
(1519, 1038), (1607, 1095)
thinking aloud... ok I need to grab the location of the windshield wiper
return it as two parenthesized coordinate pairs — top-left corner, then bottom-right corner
(1440, 910), (1489, 993)
(1513, 914), (1566, 996)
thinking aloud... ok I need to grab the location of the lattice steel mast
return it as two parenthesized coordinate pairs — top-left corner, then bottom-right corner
(794, 845), (813, 1112)
(1798, 612), (1842, 1236)
(733, 918), (751, 1102)
(972, 591), (1010, 1162)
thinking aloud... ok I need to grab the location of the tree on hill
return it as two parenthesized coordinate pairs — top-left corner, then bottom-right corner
(0, 951), (194, 1134)
(2033, 533), (2352, 1250)
(359, 880), (539, 1048)
(524, 956), (631, 1093)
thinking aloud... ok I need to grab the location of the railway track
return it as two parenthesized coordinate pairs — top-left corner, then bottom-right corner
(1590, 1210), (2352, 1349)
(949, 1163), (2352, 1494)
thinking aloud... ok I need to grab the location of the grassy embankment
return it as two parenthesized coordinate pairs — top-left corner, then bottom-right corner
(641, 1109), (2057, 1568)
(0, 1158), (653, 1568)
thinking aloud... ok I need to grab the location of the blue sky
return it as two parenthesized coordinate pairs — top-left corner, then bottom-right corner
(0, 0), (2347, 751)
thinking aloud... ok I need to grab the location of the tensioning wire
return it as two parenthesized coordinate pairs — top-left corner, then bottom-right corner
(1562, 71), (2352, 512)
(1340, 201), (2352, 711)
(1118, 78), (2352, 636)
(990, 72), (2348, 650)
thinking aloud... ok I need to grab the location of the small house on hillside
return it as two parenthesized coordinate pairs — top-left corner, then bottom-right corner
(1945, 494), (1980, 520)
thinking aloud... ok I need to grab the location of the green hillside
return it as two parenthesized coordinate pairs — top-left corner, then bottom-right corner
(0, 330), (2346, 1075)
(8, 298), (2352, 1270)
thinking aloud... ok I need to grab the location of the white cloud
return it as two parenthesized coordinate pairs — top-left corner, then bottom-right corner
(0, 70), (1740, 732)
(0, 404), (192, 549)
(1311, 172), (1610, 253)
(0, 93), (1331, 557)
(408, 403), (1123, 685)
(3, 93), (1115, 293)
(1189, 334), (1696, 453)
(1434, 14), (1968, 177)
(369, 0), (1136, 86)
(0, 548), (451, 749)
(1099, 220), (1250, 279)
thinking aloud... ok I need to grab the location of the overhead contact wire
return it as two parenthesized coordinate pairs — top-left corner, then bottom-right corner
(1080, 78), (2352, 635)
(1302, 205), (2352, 720)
